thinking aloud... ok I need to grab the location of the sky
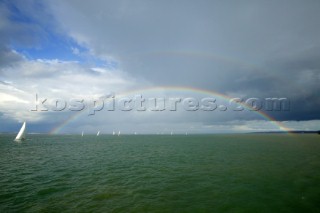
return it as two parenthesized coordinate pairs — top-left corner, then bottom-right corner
(0, 0), (319, 134)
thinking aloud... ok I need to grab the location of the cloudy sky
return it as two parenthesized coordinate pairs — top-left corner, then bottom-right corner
(0, 0), (319, 134)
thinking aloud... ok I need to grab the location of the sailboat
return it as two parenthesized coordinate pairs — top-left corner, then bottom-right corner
(15, 122), (26, 141)
(112, 131), (115, 136)
(118, 131), (121, 136)
(81, 131), (84, 137)
(171, 131), (173, 135)
(97, 131), (100, 136)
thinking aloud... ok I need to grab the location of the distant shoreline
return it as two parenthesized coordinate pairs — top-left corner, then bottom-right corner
(248, 131), (320, 134)
(1, 131), (319, 135)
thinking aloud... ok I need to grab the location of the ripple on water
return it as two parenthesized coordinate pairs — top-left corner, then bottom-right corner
(1, 134), (320, 212)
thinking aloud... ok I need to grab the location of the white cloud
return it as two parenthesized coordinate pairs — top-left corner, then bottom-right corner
(0, 51), (141, 124)
(71, 47), (80, 55)
(0, 93), (29, 103)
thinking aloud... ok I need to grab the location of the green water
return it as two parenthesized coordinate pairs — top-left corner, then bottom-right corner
(0, 134), (320, 212)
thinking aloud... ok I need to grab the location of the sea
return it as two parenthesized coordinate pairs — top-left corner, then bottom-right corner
(0, 134), (319, 212)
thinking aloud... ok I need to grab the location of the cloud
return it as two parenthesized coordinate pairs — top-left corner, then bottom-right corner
(45, 0), (320, 122)
(1, 0), (320, 133)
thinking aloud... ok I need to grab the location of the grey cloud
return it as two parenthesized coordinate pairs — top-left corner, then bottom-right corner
(2, 0), (320, 133)
(40, 0), (320, 124)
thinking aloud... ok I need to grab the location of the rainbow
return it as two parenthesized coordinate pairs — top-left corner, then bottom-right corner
(49, 86), (293, 134)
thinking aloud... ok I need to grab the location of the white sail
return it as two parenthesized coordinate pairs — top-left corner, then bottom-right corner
(15, 122), (26, 141)
(171, 131), (173, 135)
(81, 131), (84, 137)
(97, 131), (100, 136)
(118, 131), (121, 136)
(112, 131), (115, 135)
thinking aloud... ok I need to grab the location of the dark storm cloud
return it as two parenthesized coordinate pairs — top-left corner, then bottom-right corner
(47, 0), (320, 121)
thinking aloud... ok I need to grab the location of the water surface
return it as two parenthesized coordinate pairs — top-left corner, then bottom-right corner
(0, 134), (320, 212)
